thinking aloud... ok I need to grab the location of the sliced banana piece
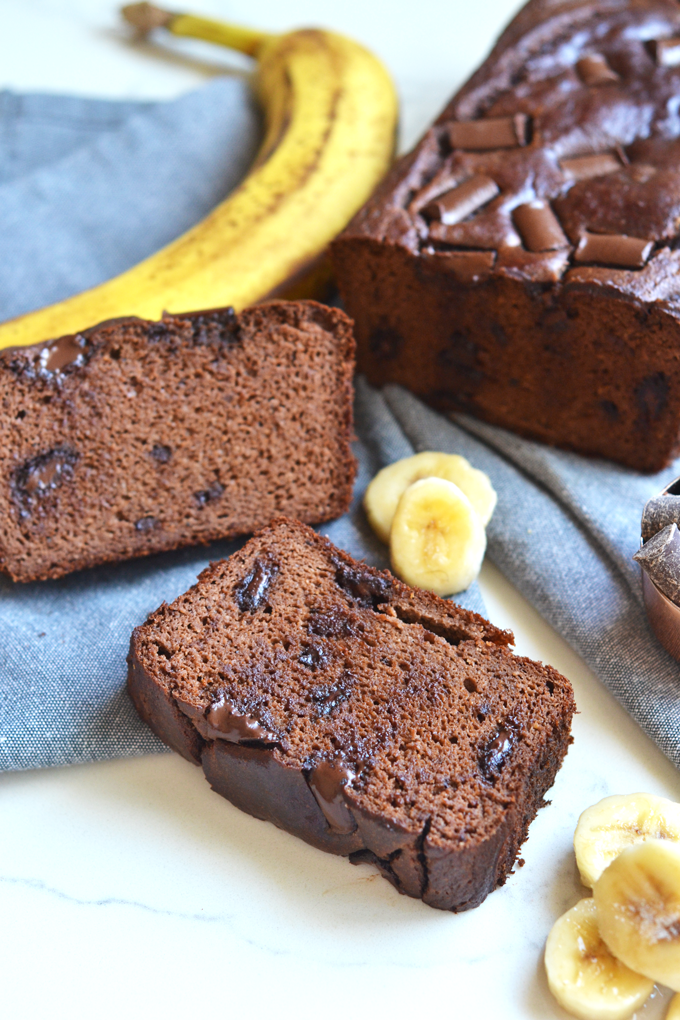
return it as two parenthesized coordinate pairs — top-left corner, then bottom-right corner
(594, 841), (680, 992)
(575, 793), (680, 889)
(667, 993), (680, 1019)
(363, 451), (497, 544)
(545, 897), (654, 1020)
(389, 477), (486, 595)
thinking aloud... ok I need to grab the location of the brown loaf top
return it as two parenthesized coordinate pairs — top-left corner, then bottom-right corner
(331, 0), (680, 472)
(128, 517), (575, 912)
(0, 302), (356, 582)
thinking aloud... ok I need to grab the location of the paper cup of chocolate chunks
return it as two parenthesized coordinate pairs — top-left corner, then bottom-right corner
(636, 478), (680, 661)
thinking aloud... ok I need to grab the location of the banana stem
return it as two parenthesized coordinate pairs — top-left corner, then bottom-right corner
(121, 4), (274, 58)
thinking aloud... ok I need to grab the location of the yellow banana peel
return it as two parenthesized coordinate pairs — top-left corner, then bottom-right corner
(0, 3), (398, 350)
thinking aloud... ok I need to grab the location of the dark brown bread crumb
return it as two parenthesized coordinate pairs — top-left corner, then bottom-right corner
(128, 517), (575, 912)
(331, 0), (680, 472)
(0, 302), (356, 582)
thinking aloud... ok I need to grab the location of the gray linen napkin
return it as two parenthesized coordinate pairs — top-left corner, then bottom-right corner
(1, 85), (679, 773)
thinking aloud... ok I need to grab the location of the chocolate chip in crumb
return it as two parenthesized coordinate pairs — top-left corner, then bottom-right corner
(135, 516), (160, 532)
(151, 444), (172, 463)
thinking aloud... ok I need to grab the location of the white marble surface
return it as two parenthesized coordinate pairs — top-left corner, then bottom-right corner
(2, 2), (680, 1018)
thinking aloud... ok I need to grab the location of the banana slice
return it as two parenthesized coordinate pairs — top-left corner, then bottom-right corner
(544, 897), (654, 1020)
(363, 451), (497, 544)
(575, 793), (680, 889)
(389, 477), (486, 595)
(594, 841), (680, 992)
(667, 993), (680, 1019)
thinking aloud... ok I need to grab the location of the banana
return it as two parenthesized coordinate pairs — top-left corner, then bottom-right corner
(389, 477), (486, 595)
(574, 793), (680, 889)
(0, 3), (397, 350)
(364, 451), (497, 545)
(667, 993), (680, 1018)
(544, 897), (654, 1020)
(594, 841), (680, 992)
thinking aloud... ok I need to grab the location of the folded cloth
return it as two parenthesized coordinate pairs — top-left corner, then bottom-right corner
(1, 86), (679, 773)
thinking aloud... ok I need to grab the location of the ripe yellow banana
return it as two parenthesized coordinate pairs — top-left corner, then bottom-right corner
(0, 3), (397, 350)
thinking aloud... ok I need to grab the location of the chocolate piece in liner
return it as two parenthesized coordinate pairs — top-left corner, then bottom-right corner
(512, 201), (568, 252)
(634, 524), (680, 605)
(559, 153), (621, 182)
(576, 54), (620, 85)
(642, 492), (680, 541)
(574, 232), (653, 268)
(448, 114), (529, 151)
(423, 175), (499, 226)
(651, 38), (680, 67)
(307, 761), (357, 834)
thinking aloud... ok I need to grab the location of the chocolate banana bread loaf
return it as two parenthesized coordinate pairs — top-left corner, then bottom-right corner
(332, 0), (680, 472)
(128, 517), (575, 912)
(0, 302), (355, 582)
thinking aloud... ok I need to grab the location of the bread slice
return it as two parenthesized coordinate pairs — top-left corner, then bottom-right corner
(0, 302), (355, 582)
(128, 517), (575, 911)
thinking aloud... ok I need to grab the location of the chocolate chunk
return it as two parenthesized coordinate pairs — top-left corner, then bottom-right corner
(560, 153), (621, 181)
(479, 722), (516, 781)
(299, 644), (330, 670)
(135, 516), (160, 532)
(205, 693), (277, 743)
(651, 38), (680, 67)
(423, 175), (500, 226)
(424, 250), (496, 283)
(332, 557), (392, 609)
(12, 445), (79, 516)
(194, 480), (225, 506)
(448, 114), (529, 151)
(512, 201), (568, 252)
(150, 444), (172, 463)
(634, 524), (680, 605)
(147, 322), (171, 342)
(189, 307), (239, 345)
(642, 493), (680, 541)
(39, 334), (88, 374)
(574, 232), (653, 268)
(311, 675), (353, 714)
(496, 248), (569, 283)
(307, 760), (357, 833)
(234, 557), (279, 612)
(576, 54), (620, 85)
(636, 372), (669, 424)
(369, 325), (404, 361)
(307, 606), (355, 639)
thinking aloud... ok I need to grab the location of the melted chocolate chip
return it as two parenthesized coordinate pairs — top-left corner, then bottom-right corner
(448, 114), (529, 151)
(307, 606), (355, 639)
(636, 372), (669, 424)
(147, 322), (171, 343)
(423, 175), (499, 226)
(12, 446), (79, 515)
(38, 334), (88, 375)
(576, 54), (620, 85)
(369, 325), (404, 361)
(190, 308), (239, 345)
(574, 232), (653, 268)
(311, 674), (353, 715)
(299, 644), (330, 670)
(512, 201), (568, 252)
(426, 250), (496, 282)
(307, 760), (357, 833)
(194, 481), (224, 506)
(205, 693), (277, 743)
(150, 444), (172, 463)
(479, 723), (516, 781)
(234, 557), (279, 612)
(332, 557), (392, 610)
(135, 516), (160, 532)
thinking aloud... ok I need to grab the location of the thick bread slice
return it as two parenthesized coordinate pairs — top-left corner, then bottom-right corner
(128, 517), (575, 912)
(0, 301), (355, 582)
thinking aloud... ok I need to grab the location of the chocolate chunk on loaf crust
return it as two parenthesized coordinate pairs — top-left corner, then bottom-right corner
(128, 517), (575, 912)
(0, 302), (355, 582)
(332, 0), (680, 472)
